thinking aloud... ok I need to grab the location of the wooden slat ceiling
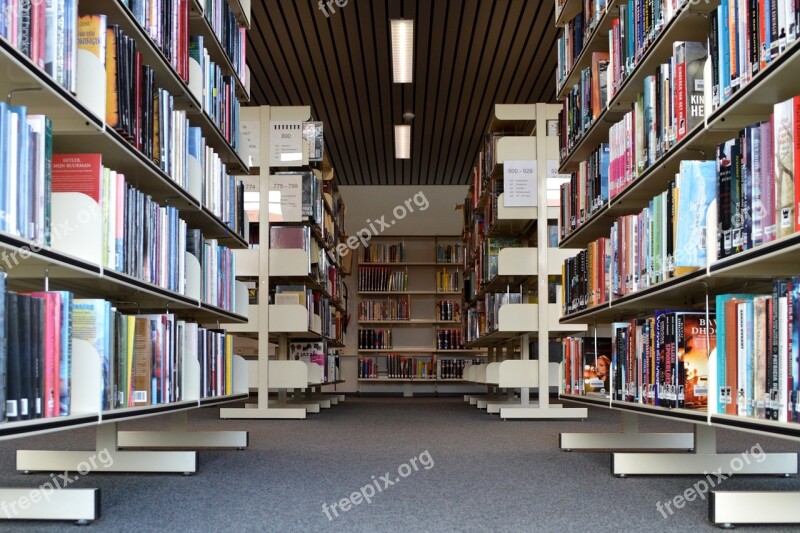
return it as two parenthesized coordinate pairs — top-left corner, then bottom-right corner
(248, 0), (558, 185)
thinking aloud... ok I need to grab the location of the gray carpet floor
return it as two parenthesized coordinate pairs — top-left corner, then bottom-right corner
(0, 397), (799, 532)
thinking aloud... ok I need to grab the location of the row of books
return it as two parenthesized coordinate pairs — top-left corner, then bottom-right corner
(436, 329), (464, 350)
(716, 100), (800, 260)
(0, 0), (79, 92)
(188, 35), (240, 151)
(435, 268), (461, 293)
(361, 242), (405, 263)
(383, 355), (434, 379)
(0, 106), (51, 244)
(709, 0), (799, 110)
(556, 12), (586, 91)
(563, 160), (718, 313)
(0, 277), (235, 422)
(193, 133), (245, 235)
(437, 300), (461, 321)
(201, 0), (247, 83)
(357, 266), (408, 292)
(358, 296), (411, 321)
(195, 235), (236, 312)
(465, 292), (523, 342)
(124, 0), (190, 82)
(438, 359), (478, 380)
(716, 285), (800, 422)
(607, 43), (706, 194)
(357, 356), (477, 380)
(562, 336), (613, 396)
(288, 341), (340, 384)
(357, 328), (392, 350)
(560, 143), (609, 238)
(436, 243), (464, 264)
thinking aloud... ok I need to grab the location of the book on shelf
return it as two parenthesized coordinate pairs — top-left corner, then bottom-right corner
(437, 300), (461, 321)
(200, 0), (248, 81)
(562, 336), (612, 397)
(358, 328), (392, 350)
(359, 295), (411, 321)
(362, 241), (405, 263)
(436, 243), (463, 264)
(436, 328), (464, 350)
(386, 354), (433, 379)
(358, 266), (408, 292)
(124, 0), (191, 82)
(716, 281), (800, 423)
(358, 357), (378, 378)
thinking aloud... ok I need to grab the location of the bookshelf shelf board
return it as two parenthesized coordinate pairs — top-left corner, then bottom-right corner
(358, 291), (447, 296)
(188, 0), (249, 101)
(269, 330), (345, 346)
(0, 413), (100, 441)
(100, 399), (201, 422)
(196, 303), (249, 324)
(80, 0), (248, 173)
(0, 37), (103, 131)
(435, 350), (486, 355)
(360, 262), (439, 266)
(555, 0), (584, 27)
(710, 233), (800, 278)
(199, 393), (250, 407)
(436, 320), (463, 324)
(357, 319), (436, 326)
(357, 348), (435, 353)
(358, 378), (438, 383)
(707, 39), (800, 132)
(559, 393), (612, 408)
(465, 330), (526, 348)
(710, 414), (800, 441)
(556, 0), (621, 100)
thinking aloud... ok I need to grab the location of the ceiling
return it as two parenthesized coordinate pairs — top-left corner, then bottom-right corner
(247, 0), (558, 185)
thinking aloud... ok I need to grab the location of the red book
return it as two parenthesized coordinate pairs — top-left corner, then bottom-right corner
(794, 97), (800, 232)
(51, 153), (103, 202)
(25, 292), (62, 418)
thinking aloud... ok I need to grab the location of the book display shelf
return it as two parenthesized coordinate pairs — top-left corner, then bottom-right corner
(459, 103), (588, 419)
(355, 235), (486, 396)
(554, 0), (800, 525)
(0, 0), (253, 523)
(220, 105), (346, 419)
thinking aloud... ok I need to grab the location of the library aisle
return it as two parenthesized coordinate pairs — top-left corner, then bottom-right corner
(0, 399), (797, 532)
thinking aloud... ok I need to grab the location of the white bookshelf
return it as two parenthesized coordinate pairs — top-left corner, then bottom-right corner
(553, 1), (800, 526)
(462, 103), (588, 419)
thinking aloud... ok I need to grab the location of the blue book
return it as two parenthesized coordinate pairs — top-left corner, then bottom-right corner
(716, 293), (756, 414)
(675, 161), (717, 271)
(9, 106), (29, 238)
(719, 1), (730, 103)
(600, 143), (610, 202)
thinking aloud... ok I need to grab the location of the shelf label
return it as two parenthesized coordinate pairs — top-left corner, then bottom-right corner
(268, 174), (302, 222)
(270, 121), (305, 165)
(239, 119), (261, 168)
(503, 160), (537, 207)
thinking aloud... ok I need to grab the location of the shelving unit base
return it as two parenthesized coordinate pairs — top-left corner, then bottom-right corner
(220, 406), (307, 420)
(611, 425), (798, 477)
(709, 491), (800, 527)
(0, 488), (100, 523)
(560, 411), (694, 451)
(18, 422), (199, 474)
(267, 399), (321, 413)
(500, 407), (588, 420)
(487, 402), (563, 414)
(117, 412), (249, 449)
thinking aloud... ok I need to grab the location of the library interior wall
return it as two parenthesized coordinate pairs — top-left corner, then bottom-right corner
(326, 185), (468, 393)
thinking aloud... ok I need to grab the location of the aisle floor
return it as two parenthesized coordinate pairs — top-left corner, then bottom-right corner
(0, 397), (799, 532)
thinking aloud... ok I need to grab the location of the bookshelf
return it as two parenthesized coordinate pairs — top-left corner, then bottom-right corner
(0, 0), (252, 522)
(220, 105), (346, 419)
(460, 103), (588, 419)
(355, 235), (487, 395)
(554, 0), (800, 526)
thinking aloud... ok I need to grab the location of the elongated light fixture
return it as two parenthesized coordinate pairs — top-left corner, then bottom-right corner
(395, 125), (411, 159)
(391, 19), (414, 83)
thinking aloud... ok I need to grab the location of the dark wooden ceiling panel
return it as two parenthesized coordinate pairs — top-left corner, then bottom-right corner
(248, 0), (558, 185)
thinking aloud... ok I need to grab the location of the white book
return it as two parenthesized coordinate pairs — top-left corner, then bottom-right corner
(779, 296), (789, 422)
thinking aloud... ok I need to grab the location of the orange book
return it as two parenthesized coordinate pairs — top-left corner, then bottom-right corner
(131, 317), (152, 406)
(724, 298), (740, 415)
(591, 52), (610, 120)
(105, 26), (119, 129)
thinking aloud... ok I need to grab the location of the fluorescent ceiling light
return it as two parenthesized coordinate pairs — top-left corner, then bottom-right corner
(395, 125), (411, 159)
(391, 19), (414, 83)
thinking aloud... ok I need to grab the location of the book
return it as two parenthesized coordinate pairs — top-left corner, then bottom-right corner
(675, 160), (717, 274)
(75, 15), (107, 122)
(773, 95), (795, 238)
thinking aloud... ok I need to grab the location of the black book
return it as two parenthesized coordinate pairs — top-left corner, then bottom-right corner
(709, 11), (720, 107)
(0, 274), (6, 421)
(717, 141), (734, 259)
(5, 292), (21, 421)
(17, 294), (32, 420)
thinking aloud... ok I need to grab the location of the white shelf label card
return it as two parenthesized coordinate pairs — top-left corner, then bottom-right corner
(239, 119), (261, 168)
(504, 160), (537, 207)
(546, 160), (572, 206)
(270, 121), (304, 165)
(268, 174), (302, 222)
